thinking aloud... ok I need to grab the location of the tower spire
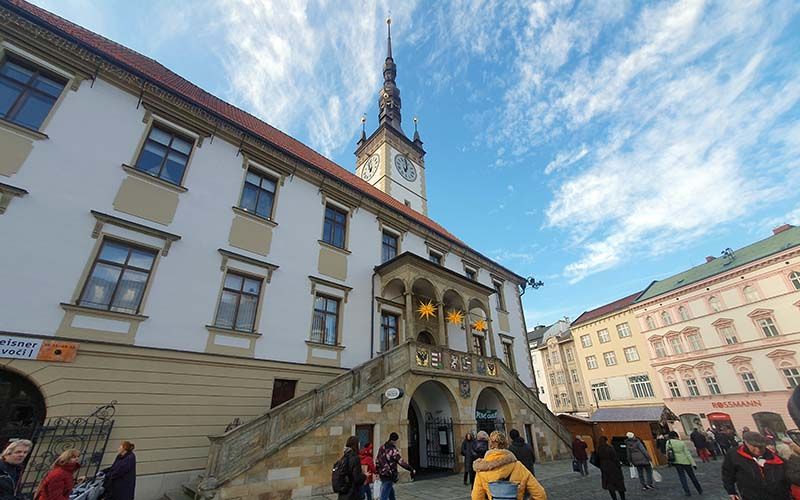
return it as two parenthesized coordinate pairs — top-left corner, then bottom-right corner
(386, 16), (393, 60)
(378, 16), (402, 132)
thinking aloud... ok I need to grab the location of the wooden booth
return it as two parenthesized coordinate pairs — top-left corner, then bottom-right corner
(589, 406), (676, 466)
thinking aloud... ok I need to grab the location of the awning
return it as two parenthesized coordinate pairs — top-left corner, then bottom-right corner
(589, 405), (677, 423)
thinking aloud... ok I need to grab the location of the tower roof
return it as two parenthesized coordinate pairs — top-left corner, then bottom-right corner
(378, 17), (403, 132)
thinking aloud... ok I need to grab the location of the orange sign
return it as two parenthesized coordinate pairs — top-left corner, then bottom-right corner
(37, 340), (78, 362)
(0, 335), (78, 362)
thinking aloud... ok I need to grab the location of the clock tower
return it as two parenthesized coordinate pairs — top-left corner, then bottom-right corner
(355, 18), (427, 215)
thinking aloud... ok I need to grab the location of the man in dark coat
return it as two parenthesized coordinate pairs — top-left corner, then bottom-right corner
(597, 436), (626, 500)
(572, 435), (589, 476)
(691, 428), (711, 462)
(460, 432), (475, 485)
(722, 431), (789, 500)
(508, 429), (536, 476)
(336, 436), (366, 500)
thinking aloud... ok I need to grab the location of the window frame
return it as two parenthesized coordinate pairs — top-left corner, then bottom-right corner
(667, 380), (682, 398)
(310, 294), (341, 346)
(651, 339), (667, 358)
(428, 250), (443, 265)
(322, 204), (348, 249)
(380, 311), (400, 352)
(0, 53), (68, 131)
(667, 335), (684, 354)
(472, 334), (486, 356)
(493, 280), (507, 311)
(678, 306), (691, 322)
(602, 351), (617, 366)
(790, 271), (800, 291)
(133, 122), (195, 186)
(708, 296), (723, 313)
(580, 334), (592, 348)
(616, 322), (632, 338)
(685, 378), (701, 397)
(782, 367), (800, 389)
(238, 168), (279, 221)
(591, 382), (610, 402)
(742, 285), (759, 303)
(685, 331), (703, 351)
(645, 316), (656, 330)
(741, 372), (760, 392)
(586, 355), (598, 370)
(502, 341), (514, 370)
(381, 230), (399, 263)
(756, 317), (780, 338)
(629, 375), (655, 399)
(597, 329), (611, 343)
(704, 376), (721, 395)
(660, 311), (673, 326)
(624, 346), (640, 362)
(212, 270), (264, 333)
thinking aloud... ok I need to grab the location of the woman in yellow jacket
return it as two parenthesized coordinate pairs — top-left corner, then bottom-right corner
(471, 431), (547, 500)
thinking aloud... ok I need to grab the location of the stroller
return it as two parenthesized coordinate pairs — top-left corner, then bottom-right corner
(69, 473), (105, 500)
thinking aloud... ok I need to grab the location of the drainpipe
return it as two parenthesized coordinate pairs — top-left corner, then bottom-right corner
(370, 270), (377, 359)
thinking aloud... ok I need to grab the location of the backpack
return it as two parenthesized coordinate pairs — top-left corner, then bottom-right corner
(666, 441), (676, 465)
(375, 445), (396, 481)
(331, 454), (352, 494)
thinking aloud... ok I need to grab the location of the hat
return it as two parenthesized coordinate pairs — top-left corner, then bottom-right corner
(626, 432), (634, 439)
(743, 432), (766, 447)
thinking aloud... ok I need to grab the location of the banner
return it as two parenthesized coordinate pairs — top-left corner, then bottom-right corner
(0, 335), (78, 362)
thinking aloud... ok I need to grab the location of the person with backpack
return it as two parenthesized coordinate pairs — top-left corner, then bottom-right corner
(375, 432), (414, 500)
(666, 431), (703, 497)
(359, 443), (376, 500)
(332, 436), (366, 500)
(625, 431), (654, 490)
(471, 431), (546, 500)
(508, 429), (536, 476)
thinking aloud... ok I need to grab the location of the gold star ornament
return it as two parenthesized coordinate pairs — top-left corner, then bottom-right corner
(446, 309), (464, 325)
(471, 319), (488, 332)
(417, 300), (436, 320)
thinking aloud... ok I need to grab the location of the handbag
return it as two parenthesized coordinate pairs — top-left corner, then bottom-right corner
(589, 451), (599, 468)
(572, 459), (581, 472)
(666, 441), (676, 465)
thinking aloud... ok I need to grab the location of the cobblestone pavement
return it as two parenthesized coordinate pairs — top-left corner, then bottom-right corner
(388, 458), (731, 499)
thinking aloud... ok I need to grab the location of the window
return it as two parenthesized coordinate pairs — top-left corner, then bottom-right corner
(576, 391), (585, 406)
(465, 268), (476, 280)
(570, 369), (579, 383)
(668, 336), (684, 354)
(757, 317), (780, 337)
(709, 296), (722, 312)
(550, 373), (556, 386)
(311, 295), (340, 345)
(502, 342), (514, 368)
(555, 371), (564, 384)
(270, 379), (297, 408)
(624, 346), (640, 362)
(214, 272), (262, 332)
(667, 381), (682, 397)
(686, 378), (700, 397)
(78, 239), (157, 314)
(652, 340), (667, 358)
(586, 355), (598, 369)
(552, 350), (560, 364)
(741, 372), (760, 392)
(322, 205), (347, 249)
(597, 329), (611, 343)
(678, 306), (690, 321)
(239, 170), (277, 219)
(592, 382), (610, 401)
(790, 271), (800, 290)
(645, 316), (656, 329)
(580, 334), (592, 348)
(494, 281), (506, 310)
(629, 375), (655, 398)
(429, 251), (442, 265)
(381, 231), (398, 263)
(616, 323), (632, 338)
(743, 286), (759, 303)
(134, 124), (193, 185)
(603, 351), (617, 366)
(472, 335), (486, 356)
(561, 393), (570, 406)
(718, 325), (738, 344)
(380, 312), (399, 352)
(0, 56), (66, 130)
(686, 332), (703, 351)
(661, 311), (673, 326)
(565, 348), (574, 362)
(705, 376), (721, 395)
(783, 368), (800, 388)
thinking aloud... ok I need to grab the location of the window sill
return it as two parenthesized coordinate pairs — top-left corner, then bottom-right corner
(232, 206), (278, 227)
(305, 340), (346, 351)
(60, 302), (148, 322)
(205, 324), (262, 337)
(317, 240), (351, 255)
(0, 117), (48, 140)
(496, 308), (509, 314)
(121, 164), (188, 193)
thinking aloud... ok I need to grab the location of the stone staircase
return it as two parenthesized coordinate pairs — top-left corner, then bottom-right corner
(195, 341), (570, 498)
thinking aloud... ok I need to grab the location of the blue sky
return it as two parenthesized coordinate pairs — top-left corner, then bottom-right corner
(35, 0), (800, 327)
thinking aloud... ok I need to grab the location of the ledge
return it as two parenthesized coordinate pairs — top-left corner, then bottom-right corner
(219, 249), (279, 278)
(231, 206), (278, 227)
(121, 164), (188, 193)
(0, 117), (48, 140)
(90, 210), (181, 255)
(60, 302), (148, 322)
(305, 340), (346, 351)
(317, 240), (351, 255)
(205, 324), (262, 337)
(0, 182), (29, 197)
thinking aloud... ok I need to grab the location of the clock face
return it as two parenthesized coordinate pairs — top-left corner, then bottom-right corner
(394, 154), (417, 181)
(362, 154), (379, 181)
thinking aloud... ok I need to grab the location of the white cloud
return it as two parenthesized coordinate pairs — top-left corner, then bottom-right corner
(544, 144), (589, 174)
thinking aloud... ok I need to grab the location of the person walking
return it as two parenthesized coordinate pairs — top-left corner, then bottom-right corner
(722, 431), (789, 500)
(101, 441), (136, 500)
(471, 431), (546, 500)
(707, 429), (720, 460)
(472, 431), (489, 461)
(461, 432), (476, 486)
(625, 432), (654, 490)
(358, 442), (376, 500)
(0, 440), (32, 500)
(690, 428), (711, 463)
(666, 431), (703, 497)
(375, 432), (414, 500)
(508, 429), (536, 476)
(334, 436), (365, 500)
(717, 430), (734, 456)
(572, 435), (589, 476)
(775, 443), (800, 500)
(597, 436), (626, 500)
(34, 449), (81, 500)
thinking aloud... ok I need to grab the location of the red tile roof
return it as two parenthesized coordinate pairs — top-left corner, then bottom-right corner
(4, 0), (524, 278)
(571, 290), (642, 327)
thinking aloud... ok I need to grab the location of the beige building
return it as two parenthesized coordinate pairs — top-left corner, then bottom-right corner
(537, 320), (591, 416)
(572, 292), (664, 413)
(634, 224), (800, 437)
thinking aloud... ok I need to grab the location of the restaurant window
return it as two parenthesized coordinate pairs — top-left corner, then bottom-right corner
(239, 169), (278, 219)
(322, 205), (347, 249)
(311, 295), (340, 345)
(380, 312), (399, 352)
(214, 271), (262, 333)
(0, 55), (67, 130)
(134, 123), (194, 185)
(381, 231), (398, 263)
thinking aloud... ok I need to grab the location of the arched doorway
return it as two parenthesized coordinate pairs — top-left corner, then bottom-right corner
(417, 331), (435, 345)
(475, 387), (509, 434)
(707, 412), (734, 433)
(406, 380), (458, 473)
(679, 413), (702, 436)
(0, 369), (46, 450)
(753, 412), (788, 439)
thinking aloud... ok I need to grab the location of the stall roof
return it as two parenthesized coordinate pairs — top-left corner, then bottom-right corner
(589, 406), (675, 422)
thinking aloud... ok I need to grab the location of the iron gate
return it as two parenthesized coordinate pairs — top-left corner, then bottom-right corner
(19, 401), (116, 498)
(476, 417), (506, 435)
(424, 413), (454, 470)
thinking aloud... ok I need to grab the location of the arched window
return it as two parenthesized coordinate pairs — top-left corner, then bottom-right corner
(708, 296), (722, 312)
(651, 340), (667, 358)
(743, 286), (758, 303)
(790, 271), (800, 290)
(661, 311), (673, 326)
(678, 306), (690, 321)
(646, 316), (656, 329)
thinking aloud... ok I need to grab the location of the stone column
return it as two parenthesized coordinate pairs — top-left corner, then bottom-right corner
(487, 319), (497, 358)
(404, 292), (415, 343)
(437, 302), (448, 347)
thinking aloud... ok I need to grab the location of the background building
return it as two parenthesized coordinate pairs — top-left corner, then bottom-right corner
(572, 292), (664, 413)
(537, 320), (591, 416)
(527, 325), (552, 410)
(634, 224), (800, 437)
